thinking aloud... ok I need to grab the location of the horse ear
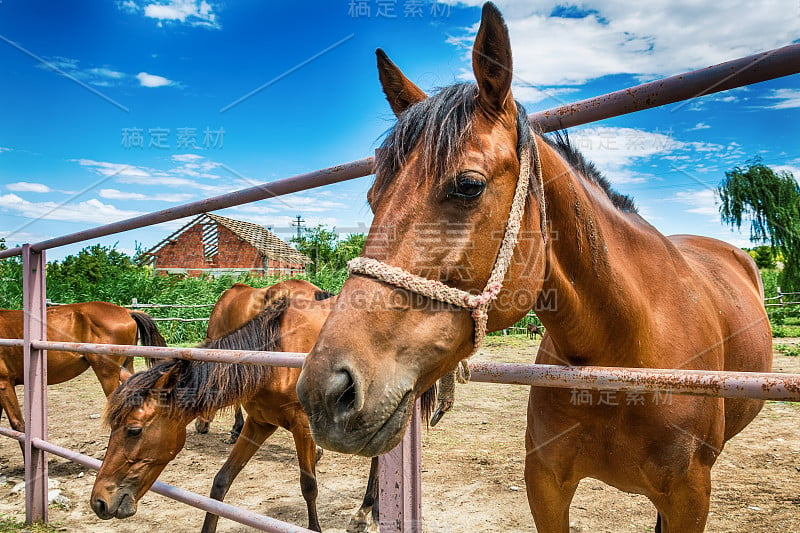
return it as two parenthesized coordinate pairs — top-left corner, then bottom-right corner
(472, 2), (513, 115)
(376, 48), (427, 117)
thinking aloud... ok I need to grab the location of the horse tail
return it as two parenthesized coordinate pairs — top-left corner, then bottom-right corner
(129, 311), (166, 368)
(314, 290), (335, 301)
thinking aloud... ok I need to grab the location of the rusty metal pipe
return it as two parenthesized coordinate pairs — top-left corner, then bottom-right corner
(0, 338), (24, 347)
(31, 340), (307, 368)
(468, 362), (800, 401)
(27, 341), (800, 401)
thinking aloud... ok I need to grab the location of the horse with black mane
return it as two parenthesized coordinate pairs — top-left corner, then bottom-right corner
(296, 4), (772, 532)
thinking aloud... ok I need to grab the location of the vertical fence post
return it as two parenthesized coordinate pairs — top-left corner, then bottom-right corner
(378, 399), (422, 532)
(22, 244), (48, 523)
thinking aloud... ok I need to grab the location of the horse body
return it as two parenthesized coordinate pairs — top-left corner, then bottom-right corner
(204, 280), (325, 341)
(296, 4), (771, 532)
(0, 302), (165, 438)
(526, 150), (771, 529)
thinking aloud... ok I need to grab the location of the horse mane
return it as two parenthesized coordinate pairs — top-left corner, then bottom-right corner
(373, 81), (635, 213)
(104, 297), (289, 427)
(544, 131), (637, 213)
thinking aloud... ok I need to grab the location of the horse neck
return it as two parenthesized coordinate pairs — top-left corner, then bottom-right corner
(533, 143), (667, 363)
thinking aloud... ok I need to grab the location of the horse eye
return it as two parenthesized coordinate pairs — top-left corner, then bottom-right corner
(449, 173), (486, 200)
(126, 427), (143, 437)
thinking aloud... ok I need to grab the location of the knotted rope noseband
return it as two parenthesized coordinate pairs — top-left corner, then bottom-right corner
(348, 132), (544, 379)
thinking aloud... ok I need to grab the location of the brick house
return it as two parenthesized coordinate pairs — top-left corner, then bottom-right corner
(139, 213), (311, 277)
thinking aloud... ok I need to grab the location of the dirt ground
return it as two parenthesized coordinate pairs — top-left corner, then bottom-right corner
(1, 337), (798, 532)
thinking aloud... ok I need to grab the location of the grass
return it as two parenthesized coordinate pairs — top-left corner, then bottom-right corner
(776, 344), (800, 357)
(0, 513), (64, 533)
(771, 324), (800, 338)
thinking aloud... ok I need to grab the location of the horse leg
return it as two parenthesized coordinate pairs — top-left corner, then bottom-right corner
(201, 418), (277, 533)
(86, 355), (128, 396)
(525, 438), (578, 533)
(223, 405), (245, 444)
(288, 415), (321, 532)
(347, 456), (379, 533)
(0, 372), (25, 455)
(650, 466), (712, 533)
(195, 414), (211, 434)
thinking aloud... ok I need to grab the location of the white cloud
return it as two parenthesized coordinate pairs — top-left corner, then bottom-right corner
(0, 147), (10, 153)
(136, 72), (174, 88)
(73, 157), (229, 193)
(120, 1), (221, 29)
(566, 126), (684, 183)
(171, 153), (204, 162)
(88, 67), (125, 79)
(449, 1), (800, 87)
(0, 194), (143, 225)
(672, 189), (720, 219)
(7, 182), (52, 193)
(511, 85), (579, 105)
(688, 122), (711, 131)
(764, 88), (800, 109)
(36, 56), (130, 87)
(99, 188), (194, 202)
(771, 164), (800, 177)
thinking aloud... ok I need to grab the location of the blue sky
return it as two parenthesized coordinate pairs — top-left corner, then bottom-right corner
(1, 0), (799, 260)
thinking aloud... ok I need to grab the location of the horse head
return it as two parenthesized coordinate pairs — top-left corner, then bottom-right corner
(91, 368), (189, 519)
(297, 3), (547, 456)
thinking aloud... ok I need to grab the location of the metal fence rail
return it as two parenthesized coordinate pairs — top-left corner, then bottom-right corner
(1, 41), (799, 532)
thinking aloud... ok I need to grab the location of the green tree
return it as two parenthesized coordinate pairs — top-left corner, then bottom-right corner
(291, 225), (338, 276)
(334, 233), (367, 268)
(0, 238), (23, 308)
(46, 244), (146, 303)
(718, 160), (800, 291)
(751, 245), (777, 269)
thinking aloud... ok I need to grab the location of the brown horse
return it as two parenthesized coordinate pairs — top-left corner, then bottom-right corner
(296, 4), (772, 532)
(526, 323), (544, 340)
(0, 301), (165, 448)
(91, 292), (423, 532)
(196, 280), (332, 441)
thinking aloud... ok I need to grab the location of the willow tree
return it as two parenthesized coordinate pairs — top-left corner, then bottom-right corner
(717, 159), (800, 291)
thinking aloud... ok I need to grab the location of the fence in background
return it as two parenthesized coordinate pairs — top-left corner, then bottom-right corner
(764, 288), (800, 308)
(1, 42), (800, 532)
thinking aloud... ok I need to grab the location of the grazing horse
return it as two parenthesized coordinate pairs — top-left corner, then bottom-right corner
(195, 280), (332, 442)
(296, 4), (772, 532)
(526, 323), (544, 340)
(91, 293), (433, 532)
(0, 302), (165, 451)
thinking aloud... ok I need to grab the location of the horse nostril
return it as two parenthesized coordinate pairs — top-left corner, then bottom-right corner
(92, 498), (108, 518)
(326, 367), (362, 422)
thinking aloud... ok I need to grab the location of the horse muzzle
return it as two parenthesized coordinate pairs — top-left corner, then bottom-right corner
(91, 489), (138, 520)
(297, 357), (415, 457)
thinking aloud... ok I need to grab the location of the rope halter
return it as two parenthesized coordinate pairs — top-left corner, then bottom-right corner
(348, 132), (543, 378)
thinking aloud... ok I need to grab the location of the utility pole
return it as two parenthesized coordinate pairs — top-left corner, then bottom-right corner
(292, 215), (305, 240)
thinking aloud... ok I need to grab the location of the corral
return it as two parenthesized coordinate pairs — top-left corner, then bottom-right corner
(0, 338), (798, 532)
